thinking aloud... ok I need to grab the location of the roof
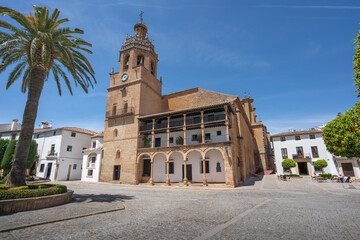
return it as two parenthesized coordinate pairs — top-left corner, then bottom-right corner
(91, 131), (104, 138)
(33, 127), (97, 136)
(138, 101), (234, 119)
(271, 129), (322, 138)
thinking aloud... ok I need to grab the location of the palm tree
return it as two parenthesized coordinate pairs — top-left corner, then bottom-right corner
(0, 5), (96, 187)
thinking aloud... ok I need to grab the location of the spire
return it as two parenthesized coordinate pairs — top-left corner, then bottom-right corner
(134, 11), (147, 38)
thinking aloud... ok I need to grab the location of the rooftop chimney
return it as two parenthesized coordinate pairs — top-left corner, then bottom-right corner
(10, 119), (19, 131)
(41, 121), (49, 129)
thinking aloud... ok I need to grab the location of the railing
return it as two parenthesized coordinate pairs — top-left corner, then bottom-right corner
(204, 114), (226, 123)
(139, 125), (153, 131)
(292, 153), (311, 159)
(47, 150), (57, 156)
(106, 107), (134, 118)
(169, 120), (184, 127)
(138, 135), (228, 148)
(155, 123), (168, 129)
(186, 118), (201, 125)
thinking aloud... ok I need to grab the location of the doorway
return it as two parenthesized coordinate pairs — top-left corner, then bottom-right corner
(182, 164), (192, 181)
(298, 162), (308, 175)
(143, 159), (151, 176)
(113, 165), (121, 180)
(342, 163), (355, 177)
(46, 163), (52, 179)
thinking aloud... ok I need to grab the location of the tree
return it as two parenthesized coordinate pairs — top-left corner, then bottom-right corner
(354, 28), (360, 97)
(313, 159), (328, 171)
(0, 6), (95, 187)
(0, 139), (9, 162)
(323, 102), (360, 158)
(1, 140), (17, 171)
(27, 140), (37, 169)
(281, 158), (296, 170)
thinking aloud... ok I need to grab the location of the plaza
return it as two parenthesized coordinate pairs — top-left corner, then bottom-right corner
(1, 177), (359, 239)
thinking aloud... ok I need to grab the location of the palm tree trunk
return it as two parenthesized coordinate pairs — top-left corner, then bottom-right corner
(6, 67), (46, 187)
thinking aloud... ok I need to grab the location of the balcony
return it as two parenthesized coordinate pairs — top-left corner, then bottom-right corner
(47, 150), (58, 159)
(204, 114), (226, 123)
(292, 153), (311, 159)
(106, 107), (134, 118)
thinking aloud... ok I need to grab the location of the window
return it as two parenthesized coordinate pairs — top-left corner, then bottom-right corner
(169, 137), (174, 143)
(237, 157), (240, 167)
(137, 55), (144, 66)
(192, 135), (198, 141)
(73, 164), (77, 170)
(280, 137), (286, 142)
(200, 160), (210, 173)
(124, 55), (129, 70)
(155, 138), (161, 147)
(151, 62), (155, 75)
(89, 156), (96, 167)
(310, 134), (315, 139)
(116, 150), (120, 159)
(112, 104), (117, 115)
(216, 162), (222, 172)
(311, 146), (319, 158)
(295, 136), (301, 141)
(217, 131), (222, 136)
(92, 141), (96, 148)
(296, 147), (304, 157)
(67, 145), (72, 152)
(40, 164), (45, 172)
(36, 134), (40, 138)
(205, 133), (211, 140)
(71, 132), (76, 137)
(281, 148), (288, 159)
(121, 89), (127, 97)
(113, 165), (121, 180)
(114, 129), (118, 137)
(11, 134), (16, 140)
(165, 162), (174, 174)
(123, 102), (128, 113)
(53, 131), (56, 136)
(87, 170), (93, 176)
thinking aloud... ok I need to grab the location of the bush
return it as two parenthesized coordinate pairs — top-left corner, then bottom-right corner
(314, 159), (328, 170)
(286, 174), (300, 177)
(1, 140), (17, 170)
(0, 185), (10, 190)
(0, 139), (10, 162)
(0, 184), (67, 200)
(282, 158), (296, 169)
(319, 174), (332, 178)
(27, 140), (37, 169)
(176, 136), (184, 145)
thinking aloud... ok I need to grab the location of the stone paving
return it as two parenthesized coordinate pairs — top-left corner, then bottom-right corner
(0, 176), (360, 239)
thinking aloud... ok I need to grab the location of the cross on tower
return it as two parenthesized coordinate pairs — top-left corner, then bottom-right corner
(139, 11), (144, 23)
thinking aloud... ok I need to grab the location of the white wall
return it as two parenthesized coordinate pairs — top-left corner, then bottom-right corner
(81, 150), (102, 182)
(273, 133), (338, 175)
(153, 154), (166, 182)
(205, 149), (225, 182)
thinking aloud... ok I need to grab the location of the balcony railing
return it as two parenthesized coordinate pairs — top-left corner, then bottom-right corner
(169, 120), (184, 127)
(106, 107), (134, 118)
(204, 114), (226, 123)
(138, 135), (228, 148)
(292, 153), (311, 159)
(155, 123), (168, 129)
(47, 150), (57, 156)
(140, 125), (153, 131)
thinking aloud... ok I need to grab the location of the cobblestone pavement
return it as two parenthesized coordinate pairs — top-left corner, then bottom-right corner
(1, 176), (360, 240)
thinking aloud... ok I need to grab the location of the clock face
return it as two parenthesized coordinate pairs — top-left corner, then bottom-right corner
(121, 73), (128, 82)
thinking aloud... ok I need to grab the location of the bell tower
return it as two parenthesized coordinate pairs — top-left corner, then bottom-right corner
(101, 13), (162, 184)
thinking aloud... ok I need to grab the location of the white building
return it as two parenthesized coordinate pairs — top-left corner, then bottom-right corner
(0, 119), (97, 181)
(81, 132), (103, 182)
(271, 128), (338, 176)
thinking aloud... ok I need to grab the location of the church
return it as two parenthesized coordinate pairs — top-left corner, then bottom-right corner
(98, 16), (272, 187)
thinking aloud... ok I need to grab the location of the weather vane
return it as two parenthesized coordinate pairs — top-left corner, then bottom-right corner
(139, 11), (144, 23)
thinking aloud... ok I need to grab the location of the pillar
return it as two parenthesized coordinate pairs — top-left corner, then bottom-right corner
(183, 158), (188, 185)
(183, 114), (187, 145)
(149, 159), (154, 185)
(167, 116), (170, 147)
(166, 160), (170, 185)
(201, 111), (205, 144)
(224, 105), (230, 141)
(151, 119), (155, 148)
(202, 158), (208, 186)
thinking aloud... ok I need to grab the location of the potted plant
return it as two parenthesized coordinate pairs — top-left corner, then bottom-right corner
(142, 135), (151, 148)
(175, 136), (184, 145)
(314, 159), (328, 173)
(281, 158), (296, 174)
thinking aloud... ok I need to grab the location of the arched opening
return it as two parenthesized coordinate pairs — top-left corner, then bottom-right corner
(123, 102), (128, 113)
(116, 150), (120, 159)
(186, 150), (203, 183)
(112, 104), (117, 116)
(204, 149), (225, 183)
(151, 61), (155, 75)
(124, 55), (130, 70)
(113, 129), (118, 137)
(87, 153), (97, 168)
(137, 154), (151, 183)
(153, 153), (167, 183)
(168, 152), (184, 183)
(137, 55), (144, 66)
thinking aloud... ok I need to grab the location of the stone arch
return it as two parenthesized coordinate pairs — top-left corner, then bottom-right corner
(124, 54), (130, 70)
(185, 149), (204, 159)
(153, 152), (167, 183)
(137, 153), (152, 163)
(137, 54), (144, 66)
(186, 150), (204, 183)
(204, 147), (226, 160)
(137, 153), (151, 183)
(168, 151), (185, 183)
(204, 148), (226, 183)
(153, 152), (167, 162)
(87, 152), (97, 168)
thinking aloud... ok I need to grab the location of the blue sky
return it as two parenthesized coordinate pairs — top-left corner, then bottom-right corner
(0, 0), (359, 134)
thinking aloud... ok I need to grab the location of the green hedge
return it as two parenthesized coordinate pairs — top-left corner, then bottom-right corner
(0, 173), (10, 184)
(319, 174), (332, 179)
(0, 184), (67, 200)
(286, 174), (300, 177)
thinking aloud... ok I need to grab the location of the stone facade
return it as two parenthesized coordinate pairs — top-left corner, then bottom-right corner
(99, 19), (271, 186)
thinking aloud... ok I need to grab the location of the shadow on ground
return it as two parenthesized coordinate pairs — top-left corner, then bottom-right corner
(239, 174), (264, 187)
(72, 194), (134, 203)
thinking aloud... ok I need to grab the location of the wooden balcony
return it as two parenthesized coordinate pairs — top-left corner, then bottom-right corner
(106, 107), (135, 119)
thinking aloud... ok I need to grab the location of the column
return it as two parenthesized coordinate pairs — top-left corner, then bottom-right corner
(151, 119), (155, 148)
(202, 158), (207, 186)
(224, 105), (230, 141)
(201, 111), (205, 144)
(149, 159), (154, 185)
(183, 158), (188, 185)
(166, 160), (170, 185)
(183, 114), (187, 145)
(167, 116), (170, 147)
